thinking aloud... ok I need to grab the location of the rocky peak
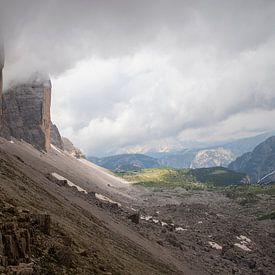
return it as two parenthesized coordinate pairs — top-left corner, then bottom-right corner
(0, 73), (52, 151)
(191, 148), (235, 168)
(0, 69), (81, 156)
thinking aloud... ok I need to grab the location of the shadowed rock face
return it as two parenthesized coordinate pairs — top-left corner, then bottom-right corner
(0, 43), (4, 117)
(1, 74), (52, 151)
(229, 136), (275, 183)
(0, 69), (73, 153)
(50, 123), (64, 150)
(0, 67), (2, 117)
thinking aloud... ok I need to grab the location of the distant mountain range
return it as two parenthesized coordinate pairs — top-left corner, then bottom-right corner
(89, 132), (275, 173)
(89, 154), (160, 171)
(148, 132), (275, 169)
(228, 136), (275, 184)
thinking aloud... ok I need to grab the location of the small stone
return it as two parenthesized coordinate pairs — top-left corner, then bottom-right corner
(79, 249), (88, 257)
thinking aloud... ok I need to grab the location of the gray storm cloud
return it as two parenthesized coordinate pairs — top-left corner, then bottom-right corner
(0, 0), (275, 155)
(1, 0), (274, 80)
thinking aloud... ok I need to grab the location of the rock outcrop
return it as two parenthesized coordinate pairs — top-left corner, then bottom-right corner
(62, 137), (85, 159)
(0, 201), (52, 274)
(0, 199), (84, 274)
(50, 123), (64, 150)
(0, 74), (52, 151)
(228, 136), (275, 183)
(0, 69), (82, 156)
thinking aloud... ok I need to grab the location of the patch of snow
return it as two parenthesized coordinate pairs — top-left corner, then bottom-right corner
(51, 172), (88, 194)
(140, 215), (153, 221)
(234, 243), (252, 252)
(51, 144), (65, 155)
(140, 216), (173, 228)
(237, 235), (251, 243)
(209, 241), (223, 250)
(9, 140), (14, 144)
(234, 235), (252, 251)
(95, 193), (121, 207)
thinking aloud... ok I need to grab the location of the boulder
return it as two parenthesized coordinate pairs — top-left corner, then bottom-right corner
(128, 212), (140, 224)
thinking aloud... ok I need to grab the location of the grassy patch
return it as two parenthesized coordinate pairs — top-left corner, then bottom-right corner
(115, 167), (275, 206)
(115, 167), (245, 190)
(115, 167), (207, 190)
(187, 167), (246, 186)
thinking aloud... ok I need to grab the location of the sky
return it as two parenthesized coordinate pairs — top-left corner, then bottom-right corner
(1, 0), (275, 156)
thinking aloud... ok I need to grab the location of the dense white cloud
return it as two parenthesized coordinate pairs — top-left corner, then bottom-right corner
(1, 0), (275, 155)
(52, 39), (275, 155)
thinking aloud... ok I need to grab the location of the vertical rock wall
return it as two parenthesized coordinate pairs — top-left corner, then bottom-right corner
(41, 84), (51, 151)
(0, 66), (2, 117)
(0, 43), (4, 117)
(1, 75), (52, 151)
(50, 123), (64, 150)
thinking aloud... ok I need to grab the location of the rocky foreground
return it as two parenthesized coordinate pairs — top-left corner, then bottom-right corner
(0, 137), (274, 274)
(0, 138), (196, 274)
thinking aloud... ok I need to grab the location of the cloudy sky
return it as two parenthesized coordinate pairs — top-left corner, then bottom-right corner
(1, 0), (275, 156)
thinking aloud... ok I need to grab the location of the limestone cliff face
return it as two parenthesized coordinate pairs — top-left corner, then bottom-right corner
(0, 68), (77, 154)
(1, 75), (52, 151)
(191, 148), (235, 168)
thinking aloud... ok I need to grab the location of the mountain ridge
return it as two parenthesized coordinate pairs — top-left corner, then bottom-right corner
(228, 136), (275, 183)
(89, 153), (160, 171)
(89, 132), (275, 170)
